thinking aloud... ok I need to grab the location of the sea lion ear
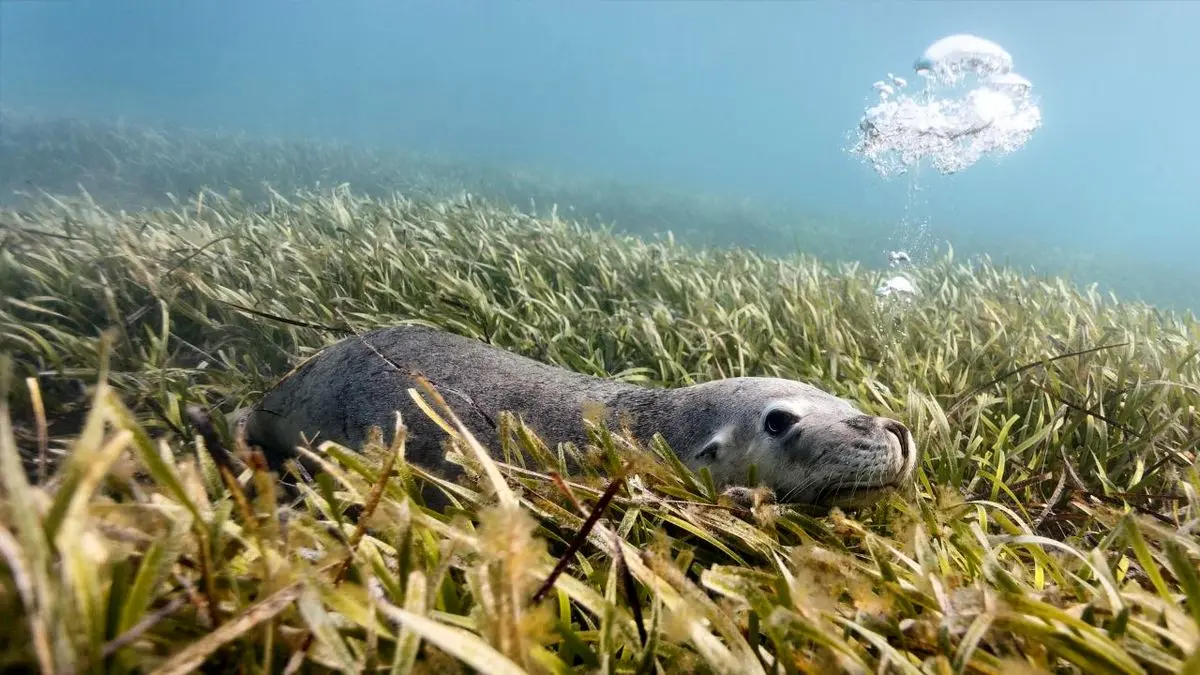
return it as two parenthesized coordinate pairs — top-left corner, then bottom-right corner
(694, 426), (731, 462)
(696, 438), (721, 462)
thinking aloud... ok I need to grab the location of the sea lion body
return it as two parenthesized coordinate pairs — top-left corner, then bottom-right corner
(241, 324), (918, 505)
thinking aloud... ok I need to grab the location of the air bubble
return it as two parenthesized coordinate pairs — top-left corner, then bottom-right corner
(849, 33), (1042, 179)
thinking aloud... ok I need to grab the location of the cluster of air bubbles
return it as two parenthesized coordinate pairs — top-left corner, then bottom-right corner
(876, 250), (917, 299)
(875, 275), (916, 298)
(850, 34), (1042, 179)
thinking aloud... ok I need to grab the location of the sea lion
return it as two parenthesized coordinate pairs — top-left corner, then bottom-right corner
(239, 323), (918, 507)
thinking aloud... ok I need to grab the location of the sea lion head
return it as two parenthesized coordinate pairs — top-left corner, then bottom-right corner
(673, 377), (919, 507)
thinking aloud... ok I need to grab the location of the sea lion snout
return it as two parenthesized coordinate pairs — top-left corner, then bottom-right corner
(879, 417), (918, 478)
(838, 413), (915, 470)
(829, 414), (915, 464)
(765, 411), (920, 505)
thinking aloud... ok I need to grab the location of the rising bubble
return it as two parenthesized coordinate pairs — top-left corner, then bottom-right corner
(849, 33), (1042, 179)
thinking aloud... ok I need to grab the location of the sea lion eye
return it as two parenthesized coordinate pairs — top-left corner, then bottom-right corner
(763, 409), (800, 436)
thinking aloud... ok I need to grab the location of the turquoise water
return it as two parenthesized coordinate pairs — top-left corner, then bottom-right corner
(2, 1), (1198, 310)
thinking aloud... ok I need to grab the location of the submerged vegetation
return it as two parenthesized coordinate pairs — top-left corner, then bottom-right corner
(3, 107), (1198, 313)
(0, 112), (1199, 673)
(0, 107), (867, 263)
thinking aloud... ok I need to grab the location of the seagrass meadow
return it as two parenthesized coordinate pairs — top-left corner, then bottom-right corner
(2, 173), (1200, 671)
(3, 108), (1198, 313)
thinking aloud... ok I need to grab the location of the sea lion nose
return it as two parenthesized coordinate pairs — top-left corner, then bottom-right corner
(880, 418), (916, 469)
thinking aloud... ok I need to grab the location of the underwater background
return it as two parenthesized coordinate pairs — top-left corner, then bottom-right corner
(4, 4), (1200, 672)
(2, 0), (1198, 312)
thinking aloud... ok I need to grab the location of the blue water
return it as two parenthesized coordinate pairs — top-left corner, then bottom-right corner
(3, 1), (1198, 307)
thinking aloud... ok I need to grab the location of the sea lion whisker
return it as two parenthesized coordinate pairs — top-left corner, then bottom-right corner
(779, 473), (824, 504)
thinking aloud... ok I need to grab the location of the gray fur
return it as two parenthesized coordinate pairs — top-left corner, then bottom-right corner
(240, 323), (918, 505)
